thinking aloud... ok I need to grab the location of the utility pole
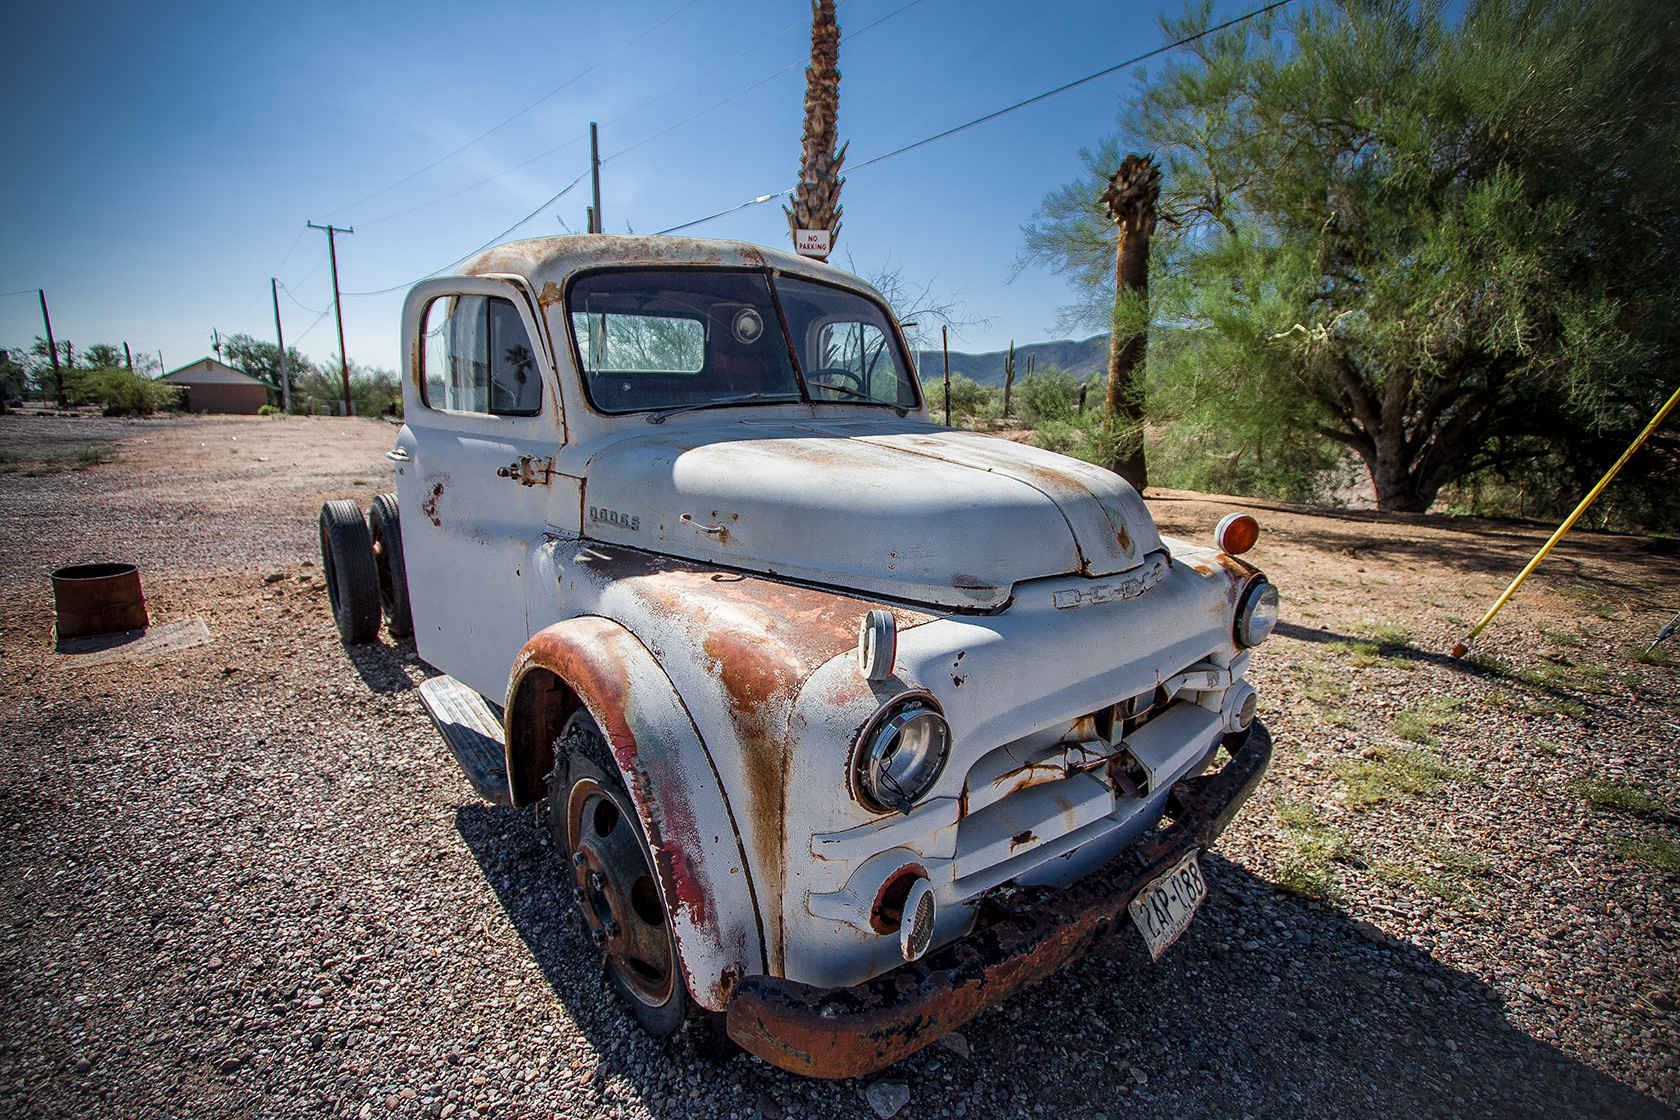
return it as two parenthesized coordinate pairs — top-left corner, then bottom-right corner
(158, 351), (166, 378)
(123, 342), (133, 371)
(590, 122), (602, 234)
(307, 222), (355, 415)
(942, 325), (951, 427)
(212, 328), (222, 362)
(38, 289), (64, 407)
(586, 206), (596, 235)
(271, 278), (291, 413)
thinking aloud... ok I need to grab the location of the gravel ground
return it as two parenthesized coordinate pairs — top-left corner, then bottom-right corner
(1, 412), (1676, 1119)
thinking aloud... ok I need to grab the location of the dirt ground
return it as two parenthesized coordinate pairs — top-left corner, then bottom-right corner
(1, 412), (1676, 1119)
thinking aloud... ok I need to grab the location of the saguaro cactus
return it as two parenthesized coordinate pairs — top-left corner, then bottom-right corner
(1003, 342), (1015, 418)
(785, 0), (845, 261)
(1099, 153), (1162, 491)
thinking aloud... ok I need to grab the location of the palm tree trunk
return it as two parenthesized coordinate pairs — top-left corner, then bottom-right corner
(784, 0), (845, 261)
(1100, 153), (1161, 491)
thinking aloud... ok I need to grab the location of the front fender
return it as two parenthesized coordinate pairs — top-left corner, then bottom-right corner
(506, 616), (766, 1009)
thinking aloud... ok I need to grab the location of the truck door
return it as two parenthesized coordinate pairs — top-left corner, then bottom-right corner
(392, 276), (570, 702)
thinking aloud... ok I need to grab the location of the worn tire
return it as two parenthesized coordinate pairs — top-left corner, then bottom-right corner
(367, 493), (413, 638)
(549, 711), (689, 1037)
(318, 499), (380, 644)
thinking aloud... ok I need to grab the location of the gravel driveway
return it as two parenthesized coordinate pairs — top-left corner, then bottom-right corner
(2, 412), (1675, 1119)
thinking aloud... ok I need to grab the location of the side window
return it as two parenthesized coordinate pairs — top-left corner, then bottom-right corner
(422, 294), (542, 416)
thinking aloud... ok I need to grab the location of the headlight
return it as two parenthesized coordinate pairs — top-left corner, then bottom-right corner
(1235, 580), (1279, 647)
(853, 694), (951, 814)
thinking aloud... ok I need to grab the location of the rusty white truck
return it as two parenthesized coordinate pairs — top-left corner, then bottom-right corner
(315, 235), (1279, 1078)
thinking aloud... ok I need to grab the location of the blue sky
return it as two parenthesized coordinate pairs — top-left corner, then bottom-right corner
(0, 0), (1247, 373)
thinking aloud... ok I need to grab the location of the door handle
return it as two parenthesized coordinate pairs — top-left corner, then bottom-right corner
(385, 447), (411, 462)
(496, 455), (555, 486)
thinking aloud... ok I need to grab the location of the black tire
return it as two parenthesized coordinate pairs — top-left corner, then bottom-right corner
(367, 493), (413, 638)
(549, 711), (689, 1037)
(318, 499), (380, 644)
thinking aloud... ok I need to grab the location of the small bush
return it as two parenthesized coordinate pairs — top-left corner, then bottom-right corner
(1337, 748), (1468, 810)
(258, 404), (283, 416)
(0, 444), (116, 476)
(66, 367), (179, 415)
(1571, 779), (1665, 817)
(1612, 834), (1680, 873)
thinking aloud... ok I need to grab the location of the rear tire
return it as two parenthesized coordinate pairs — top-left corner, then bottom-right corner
(318, 499), (380, 644)
(367, 493), (413, 638)
(549, 710), (689, 1037)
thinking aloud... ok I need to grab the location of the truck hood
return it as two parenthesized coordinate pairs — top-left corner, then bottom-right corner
(578, 418), (1163, 610)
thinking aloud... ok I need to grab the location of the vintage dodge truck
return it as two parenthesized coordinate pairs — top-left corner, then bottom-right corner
(315, 235), (1278, 1078)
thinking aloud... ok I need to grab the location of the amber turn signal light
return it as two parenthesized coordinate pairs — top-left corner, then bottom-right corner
(1215, 512), (1260, 555)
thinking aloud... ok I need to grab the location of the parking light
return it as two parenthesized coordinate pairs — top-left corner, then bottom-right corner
(1215, 512), (1260, 555)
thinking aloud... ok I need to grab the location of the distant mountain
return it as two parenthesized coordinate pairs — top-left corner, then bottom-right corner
(913, 335), (1109, 388)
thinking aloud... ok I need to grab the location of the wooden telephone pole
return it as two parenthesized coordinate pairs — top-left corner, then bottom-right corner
(271, 279), (292, 413)
(38, 290), (65, 407)
(307, 223), (355, 415)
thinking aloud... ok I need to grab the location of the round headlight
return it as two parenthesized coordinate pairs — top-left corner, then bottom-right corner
(853, 695), (951, 814)
(1236, 580), (1280, 647)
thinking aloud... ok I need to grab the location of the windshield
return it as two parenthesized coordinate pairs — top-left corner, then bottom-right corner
(567, 267), (917, 415)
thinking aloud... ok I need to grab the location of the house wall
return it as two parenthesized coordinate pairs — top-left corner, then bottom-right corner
(178, 382), (268, 414)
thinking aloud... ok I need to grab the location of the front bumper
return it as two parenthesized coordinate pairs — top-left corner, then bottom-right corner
(724, 721), (1274, 1079)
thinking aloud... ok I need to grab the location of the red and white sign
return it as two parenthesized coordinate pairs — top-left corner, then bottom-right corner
(794, 229), (832, 257)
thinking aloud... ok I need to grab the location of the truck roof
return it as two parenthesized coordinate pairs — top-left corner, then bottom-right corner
(456, 234), (882, 303)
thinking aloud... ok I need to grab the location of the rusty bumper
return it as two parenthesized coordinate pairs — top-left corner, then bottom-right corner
(724, 721), (1274, 1079)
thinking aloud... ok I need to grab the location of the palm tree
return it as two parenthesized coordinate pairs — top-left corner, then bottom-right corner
(1099, 153), (1162, 491)
(785, 0), (844, 262)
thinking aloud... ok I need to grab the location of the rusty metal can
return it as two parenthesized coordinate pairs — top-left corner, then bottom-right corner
(51, 562), (148, 640)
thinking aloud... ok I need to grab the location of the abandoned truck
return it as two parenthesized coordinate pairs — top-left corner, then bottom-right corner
(315, 235), (1279, 1079)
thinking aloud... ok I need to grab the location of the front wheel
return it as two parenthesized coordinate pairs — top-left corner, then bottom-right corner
(549, 711), (688, 1036)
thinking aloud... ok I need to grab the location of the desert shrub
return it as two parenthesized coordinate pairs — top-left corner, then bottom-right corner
(66, 367), (180, 415)
(1014, 369), (1083, 425)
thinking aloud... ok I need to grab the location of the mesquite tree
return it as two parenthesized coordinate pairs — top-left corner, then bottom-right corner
(785, 0), (845, 261)
(1022, 0), (1680, 514)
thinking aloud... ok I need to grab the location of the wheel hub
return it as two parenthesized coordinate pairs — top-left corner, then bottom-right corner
(565, 777), (675, 1007)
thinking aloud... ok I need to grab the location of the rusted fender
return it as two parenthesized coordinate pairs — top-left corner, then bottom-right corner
(506, 616), (765, 1009)
(724, 723), (1274, 1079)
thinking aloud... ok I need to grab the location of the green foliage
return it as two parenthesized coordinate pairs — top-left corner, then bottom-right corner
(1275, 797), (1353, 899)
(65, 367), (180, 415)
(1021, 0), (1680, 514)
(0, 444), (117, 475)
(919, 371), (1000, 423)
(1013, 368), (1081, 425)
(1337, 747), (1468, 809)
(257, 404), (283, 416)
(221, 333), (312, 392)
(1571, 779), (1665, 817)
(293, 357), (401, 417)
(1612, 834), (1680, 873)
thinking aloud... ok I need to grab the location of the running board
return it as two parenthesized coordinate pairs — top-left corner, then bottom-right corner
(418, 676), (512, 806)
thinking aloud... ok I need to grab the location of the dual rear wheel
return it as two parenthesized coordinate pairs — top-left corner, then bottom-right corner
(318, 493), (412, 643)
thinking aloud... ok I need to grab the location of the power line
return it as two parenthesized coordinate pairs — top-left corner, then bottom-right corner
(0, 289), (40, 298)
(333, 0), (937, 292)
(347, 0), (922, 231)
(353, 18), (808, 229)
(660, 0), (1292, 234)
(341, 169), (592, 297)
(849, 0), (1291, 173)
(319, 0), (701, 221)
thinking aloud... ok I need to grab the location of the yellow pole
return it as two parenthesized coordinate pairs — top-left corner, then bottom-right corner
(1451, 380), (1680, 658)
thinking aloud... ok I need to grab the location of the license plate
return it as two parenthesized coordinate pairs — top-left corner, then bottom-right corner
(1128, 850), (1207, 960)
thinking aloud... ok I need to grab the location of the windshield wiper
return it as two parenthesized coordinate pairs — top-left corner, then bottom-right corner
(645, 392), (803, 424)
